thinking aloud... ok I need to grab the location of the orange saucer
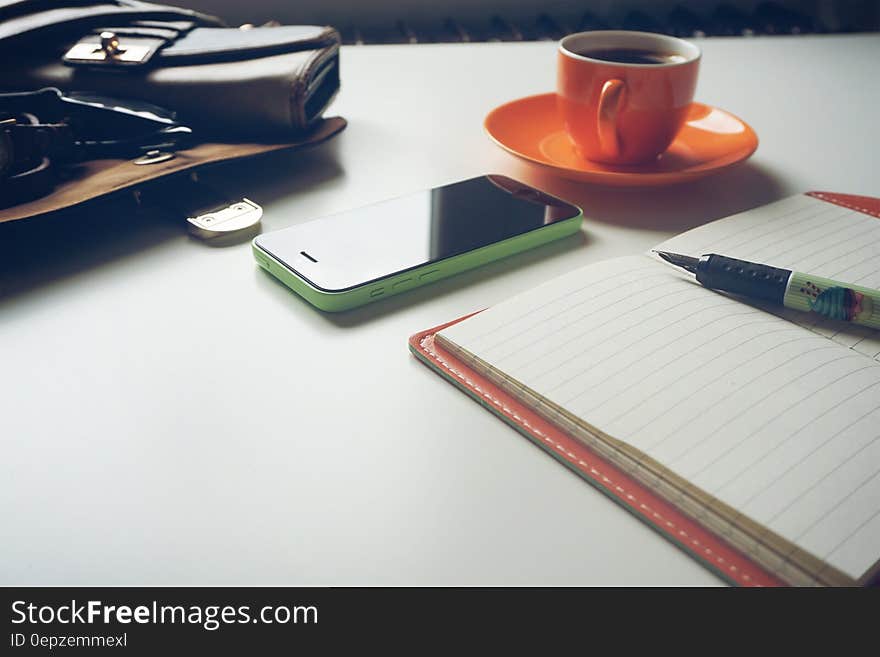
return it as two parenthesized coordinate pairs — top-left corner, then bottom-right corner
(484, 93), (758, 187)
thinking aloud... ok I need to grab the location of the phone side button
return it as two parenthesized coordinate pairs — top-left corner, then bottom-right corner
(370, 287), (385, 298)
(392, 277), (412, 290)
(419, 270), (440, 281)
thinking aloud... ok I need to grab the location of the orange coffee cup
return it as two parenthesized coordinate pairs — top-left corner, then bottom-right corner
(557, 31), (701, 165)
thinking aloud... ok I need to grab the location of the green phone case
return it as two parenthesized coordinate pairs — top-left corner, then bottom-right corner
(252, 210), (583, 312)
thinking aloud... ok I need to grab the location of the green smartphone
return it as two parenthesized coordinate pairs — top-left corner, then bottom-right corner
(252, 174), (583, 311)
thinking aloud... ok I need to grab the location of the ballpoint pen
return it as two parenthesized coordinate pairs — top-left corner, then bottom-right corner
(654, 251), (880, 330)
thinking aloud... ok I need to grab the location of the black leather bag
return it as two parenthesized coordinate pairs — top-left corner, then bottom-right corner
(0, 0), (341, 139)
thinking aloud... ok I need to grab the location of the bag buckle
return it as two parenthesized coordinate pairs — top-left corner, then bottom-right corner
(186, 197), (263, 240)
(64, 31), (153, 65)
(135, 172), (263, 242)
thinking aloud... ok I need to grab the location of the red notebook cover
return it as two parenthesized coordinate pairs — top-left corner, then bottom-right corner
(409, 192), (880, 587)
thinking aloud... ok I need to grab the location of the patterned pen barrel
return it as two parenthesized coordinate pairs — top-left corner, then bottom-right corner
(655, 251), (880, 330)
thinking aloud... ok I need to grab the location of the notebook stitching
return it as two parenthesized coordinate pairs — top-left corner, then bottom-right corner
(808, 192), (880, 219)
(420, 335), (760, 585)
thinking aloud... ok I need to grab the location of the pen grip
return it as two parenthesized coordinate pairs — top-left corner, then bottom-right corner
(784, 272), (880, 330)
(696, 254), (791, 305)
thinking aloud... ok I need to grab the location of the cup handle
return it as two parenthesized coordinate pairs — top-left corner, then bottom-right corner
(597, 79), (626, 160)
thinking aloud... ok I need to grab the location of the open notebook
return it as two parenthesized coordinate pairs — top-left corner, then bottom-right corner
(410, 192), (880, 586)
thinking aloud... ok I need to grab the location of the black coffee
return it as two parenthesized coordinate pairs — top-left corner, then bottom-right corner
(578, 47), (686, 65)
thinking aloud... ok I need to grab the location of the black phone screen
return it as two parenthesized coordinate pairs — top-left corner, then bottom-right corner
(254, 175), (581, 291)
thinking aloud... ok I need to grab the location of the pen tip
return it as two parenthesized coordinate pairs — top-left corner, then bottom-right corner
(654, 250), (700, 274)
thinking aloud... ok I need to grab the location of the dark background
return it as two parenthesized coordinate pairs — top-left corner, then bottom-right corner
(163, 0), (880, 43)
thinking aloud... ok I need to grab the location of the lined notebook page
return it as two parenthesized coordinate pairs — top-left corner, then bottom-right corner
(655, 194), (880, 361)
(439, 255), (880, 580)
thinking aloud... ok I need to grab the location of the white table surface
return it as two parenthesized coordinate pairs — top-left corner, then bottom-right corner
(2, 34), (878, 585)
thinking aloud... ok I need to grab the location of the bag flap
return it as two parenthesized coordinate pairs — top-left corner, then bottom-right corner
(0, 0), (223, 49)
(157, 25), (339, 63)
(62, 24), (340, 68)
